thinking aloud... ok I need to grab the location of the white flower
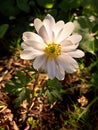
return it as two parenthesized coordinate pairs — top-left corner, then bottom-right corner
(20, 14), (84, 80)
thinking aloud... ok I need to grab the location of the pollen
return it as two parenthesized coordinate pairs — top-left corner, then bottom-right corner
(44, 43), (61, 58)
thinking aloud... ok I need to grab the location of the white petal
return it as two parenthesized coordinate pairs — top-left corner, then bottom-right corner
(63, 22), (74, 36)
(23, 32), (44, 43)
(44, 14), (55, 29)
(39, 25), (51, 43)
(34, 14), (55, 41)
(21, 42), (28, 49)
(62, 44), (79, 52)
(20, 46), (44, 60)
(20, 48), (37, 60)
(47, 58), (56, 79)
(43, 19), (53, 41)
(34, 18), (42, 33)
(68, 49), (85, 58)
(67, 34), (82, 44)
(40, 61), (47, 72)
(60, 39), (72, 46)
(43, 14), (55, 42)
(53, 21), (64, 32)
(46, 58), (65, 80)
(56, 54), (79, 73)
(22, 40), (45, 50)
(53, 20), (65, 41)
(55, 64), (65, 80)
(33, 55), (47, 69)
(56, 22), (74, 43)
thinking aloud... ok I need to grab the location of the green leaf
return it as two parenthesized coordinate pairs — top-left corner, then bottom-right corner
(16, 0), (30, 12)
(41, 78), (63, 103)
(46, 90), (62, 103)
(59, 0), (83, 11)
(36, 0), (54, 9)
(52, 90), (62, 100)
(0, 24), (9, 38)
(27, 117), (39, 129)
(82, 0), (98, 16)
(78, 16), (93, 30)
(92, 24), (98, 33)
(94, 39), (98, 52)
(0, 0), (19, 16)
(4, 80), (23, 95)
(47, 78), (62, 90)
(4, 70), (32, 107)
(14, 88), (31, 107)
(4, 80), (32, 107)
(46, 91), (55, 103)
(16, 70), (31, 85)
(91, 71), (98, 89)
(80, 33), (95, 54)
(73, 17), (95, 54)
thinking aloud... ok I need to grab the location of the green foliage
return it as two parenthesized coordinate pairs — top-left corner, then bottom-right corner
(36, 0), (54, 9)
(3, 71), (32, 107)
(0, 24), (9, 38)
(74, 16), (98, 54)
(40, 78), (63, 103)
(9, 38), (21, 53)
(0, 128), (5, 130)
(90, 71), (98, 90)
(59, 0), (83, 11)
(64, 104), (83, 129)
(0, 0), (98, 56)
(16, 0), (30, 12)
(82, 0), (98, 16)
(0, 0), (19, 16)
(27, 117), (39, 129)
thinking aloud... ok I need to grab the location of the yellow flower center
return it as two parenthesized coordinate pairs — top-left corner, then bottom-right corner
(44, 43), (61, 58)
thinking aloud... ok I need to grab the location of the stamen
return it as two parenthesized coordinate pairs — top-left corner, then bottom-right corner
(44, 43), (61, 58)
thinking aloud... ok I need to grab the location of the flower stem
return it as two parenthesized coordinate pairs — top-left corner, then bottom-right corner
(29, 69), (40, 111)
(33, 70), (40, 96)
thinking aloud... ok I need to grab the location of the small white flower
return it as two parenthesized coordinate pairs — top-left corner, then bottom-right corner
(20, 14), (84, 80)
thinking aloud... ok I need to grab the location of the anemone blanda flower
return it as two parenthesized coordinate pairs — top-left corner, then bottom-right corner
(20, 14), (84, 80)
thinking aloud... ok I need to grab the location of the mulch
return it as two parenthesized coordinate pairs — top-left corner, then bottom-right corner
(0, 53), (98, 130)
